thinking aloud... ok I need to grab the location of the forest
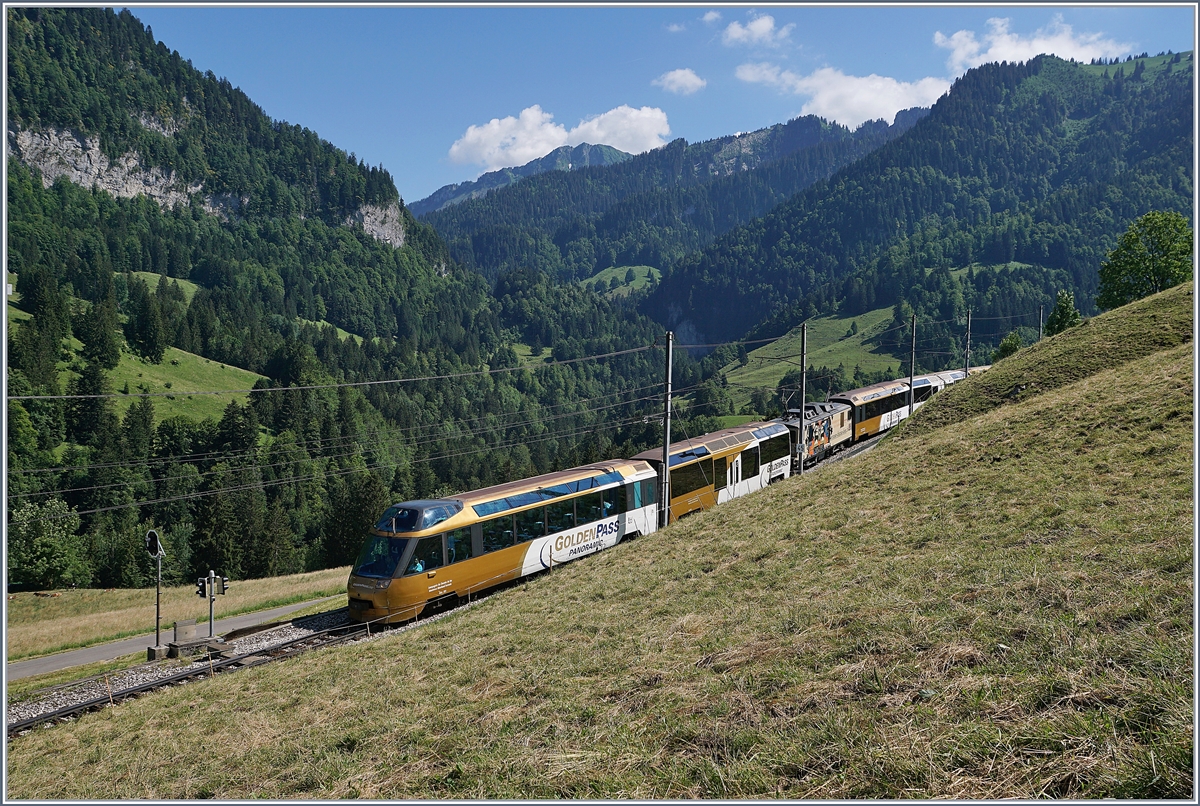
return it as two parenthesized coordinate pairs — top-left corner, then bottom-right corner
(5, 8), (720, 591)
(646, 53), (1193, 350)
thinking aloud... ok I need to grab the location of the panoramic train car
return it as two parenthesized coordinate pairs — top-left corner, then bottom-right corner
(630, 420), (792, 523)
(347, 459), (659, 624)
(909, 372), (947, 411)
(830, 378), (912, 441)
(784, 400), (853, 467)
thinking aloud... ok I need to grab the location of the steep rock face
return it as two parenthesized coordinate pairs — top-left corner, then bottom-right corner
(8, 126), (405, 247)
(346, 202), (405, 248)
(9, 126), (210, 211)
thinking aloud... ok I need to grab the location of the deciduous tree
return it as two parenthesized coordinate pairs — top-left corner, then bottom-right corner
(1097, 211), (1193, 310)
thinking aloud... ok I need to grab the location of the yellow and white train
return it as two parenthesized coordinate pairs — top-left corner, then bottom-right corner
(347, 364), (985, 624)
(347, 459), (659, 624)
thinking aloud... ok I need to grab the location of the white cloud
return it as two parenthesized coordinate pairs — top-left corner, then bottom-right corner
(723, 14), (793, 47)
(653, 68), (707, 95)
(571, 106), (672, 154)
(935, 15), (1131, 75)
(702, 11), (721, 25)
(736, 63), (949, 129)
(667, 23), (685, 33)
(449, 104), (670, 171)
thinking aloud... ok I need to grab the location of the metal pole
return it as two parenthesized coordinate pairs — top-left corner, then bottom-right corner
(155, 554), (162, 649)
(660, 331), (673, 529)
(798, 323), (806, 477)
(909, 313), (916, 418)
(964, 309), (972, 375)
(1039, 305), (1044, 340)
(207, 569), (215, 639)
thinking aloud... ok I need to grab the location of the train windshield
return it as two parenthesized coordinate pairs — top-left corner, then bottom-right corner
(352, 536), (410, 579)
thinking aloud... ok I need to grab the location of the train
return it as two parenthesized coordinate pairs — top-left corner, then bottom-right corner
(346, 364), (988, 625)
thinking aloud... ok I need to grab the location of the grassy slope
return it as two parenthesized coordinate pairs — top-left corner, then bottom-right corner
(102, 346), (264, 423)
(129, 272), (199, 304)
(723, 307), (899, 408)
(903, 283), (1193, 437)
(6, 288), (1193, 798)
(584, 265), (662, 299)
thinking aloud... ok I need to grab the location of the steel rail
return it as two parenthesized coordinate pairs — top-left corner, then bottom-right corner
(7, 622), (368, 738)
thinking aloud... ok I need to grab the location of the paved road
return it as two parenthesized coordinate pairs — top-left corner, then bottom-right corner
(7, 595), (342, 681)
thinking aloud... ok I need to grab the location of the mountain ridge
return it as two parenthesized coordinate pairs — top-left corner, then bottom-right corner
(420, 109), (929, 281)
(409, 142), (631, 217)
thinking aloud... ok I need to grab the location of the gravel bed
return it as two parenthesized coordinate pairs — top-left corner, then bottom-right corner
(7, 609), (353, 729)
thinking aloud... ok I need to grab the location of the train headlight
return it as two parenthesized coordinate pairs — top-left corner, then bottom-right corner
(374, 578), (392, 590)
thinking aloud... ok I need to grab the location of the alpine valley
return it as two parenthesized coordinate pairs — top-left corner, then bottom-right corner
(5, 6), (1192, 593)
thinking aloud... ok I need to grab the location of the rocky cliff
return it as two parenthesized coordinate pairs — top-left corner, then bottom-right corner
(8, 125), (404, 247)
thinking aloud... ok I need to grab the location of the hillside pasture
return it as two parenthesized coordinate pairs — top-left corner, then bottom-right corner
(6, 289), (1191, 799)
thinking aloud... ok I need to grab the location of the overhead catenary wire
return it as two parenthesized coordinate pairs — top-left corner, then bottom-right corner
(8, 343), (658, 401)
(9, 389), (682, 502)
(9, 380), (684, 478)
(24, 409), (664, 523)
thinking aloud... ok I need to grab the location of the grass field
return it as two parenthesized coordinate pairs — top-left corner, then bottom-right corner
(722, 306), (900, 409)
(5, 567), (351, 662)
(129, 272), (199, 304)
(583, 265), (661, 299)
(103, 346), (265, 423)
(5, 285), (1191, 799)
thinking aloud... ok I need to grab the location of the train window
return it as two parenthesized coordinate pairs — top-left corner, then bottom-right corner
(546, 498), (575, 533)
(576, 491), (603, 525)
(446, 527), (473, 564)
(353, 536), (408, 578)
(405, 534), (444, 575)
(604, 486), (627, 515)
(741, 447), (760, 477)
(671, 459), (712, 497)
(514, 507), (545, 543)
(713, 457), (727, 491)
(481, 515), (515, 553)
(760, 434), (789, 464)
(640, 478), (658, 505)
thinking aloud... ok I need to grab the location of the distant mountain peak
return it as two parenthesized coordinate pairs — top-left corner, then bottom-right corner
(409, 143), (631, 217)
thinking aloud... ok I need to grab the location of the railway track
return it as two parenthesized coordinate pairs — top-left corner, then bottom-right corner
(7, 614), (368, 739)
(7, 600), (482, 740)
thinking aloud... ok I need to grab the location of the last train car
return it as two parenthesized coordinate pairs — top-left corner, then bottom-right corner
(347, 459), (659, 624)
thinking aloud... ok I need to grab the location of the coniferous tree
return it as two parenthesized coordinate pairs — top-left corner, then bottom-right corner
(1044, 290), (1082, 337)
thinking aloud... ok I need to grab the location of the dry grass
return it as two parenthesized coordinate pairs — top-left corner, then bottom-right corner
(5, 298), (1192, 798)
(6, 567), (350, 661)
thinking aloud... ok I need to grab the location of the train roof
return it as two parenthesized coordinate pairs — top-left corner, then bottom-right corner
(784, 401), (851, 423)
(910, 372), (946, 388)
(630, 421), (786, 467)
(935, 369), (968, 384)
(829, 378), (909, 406)
(370, 459), (655, 535)
(455, 459), (654, 506)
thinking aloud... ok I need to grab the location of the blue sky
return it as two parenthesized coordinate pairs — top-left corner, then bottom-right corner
(128, 5), (1195, 204)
